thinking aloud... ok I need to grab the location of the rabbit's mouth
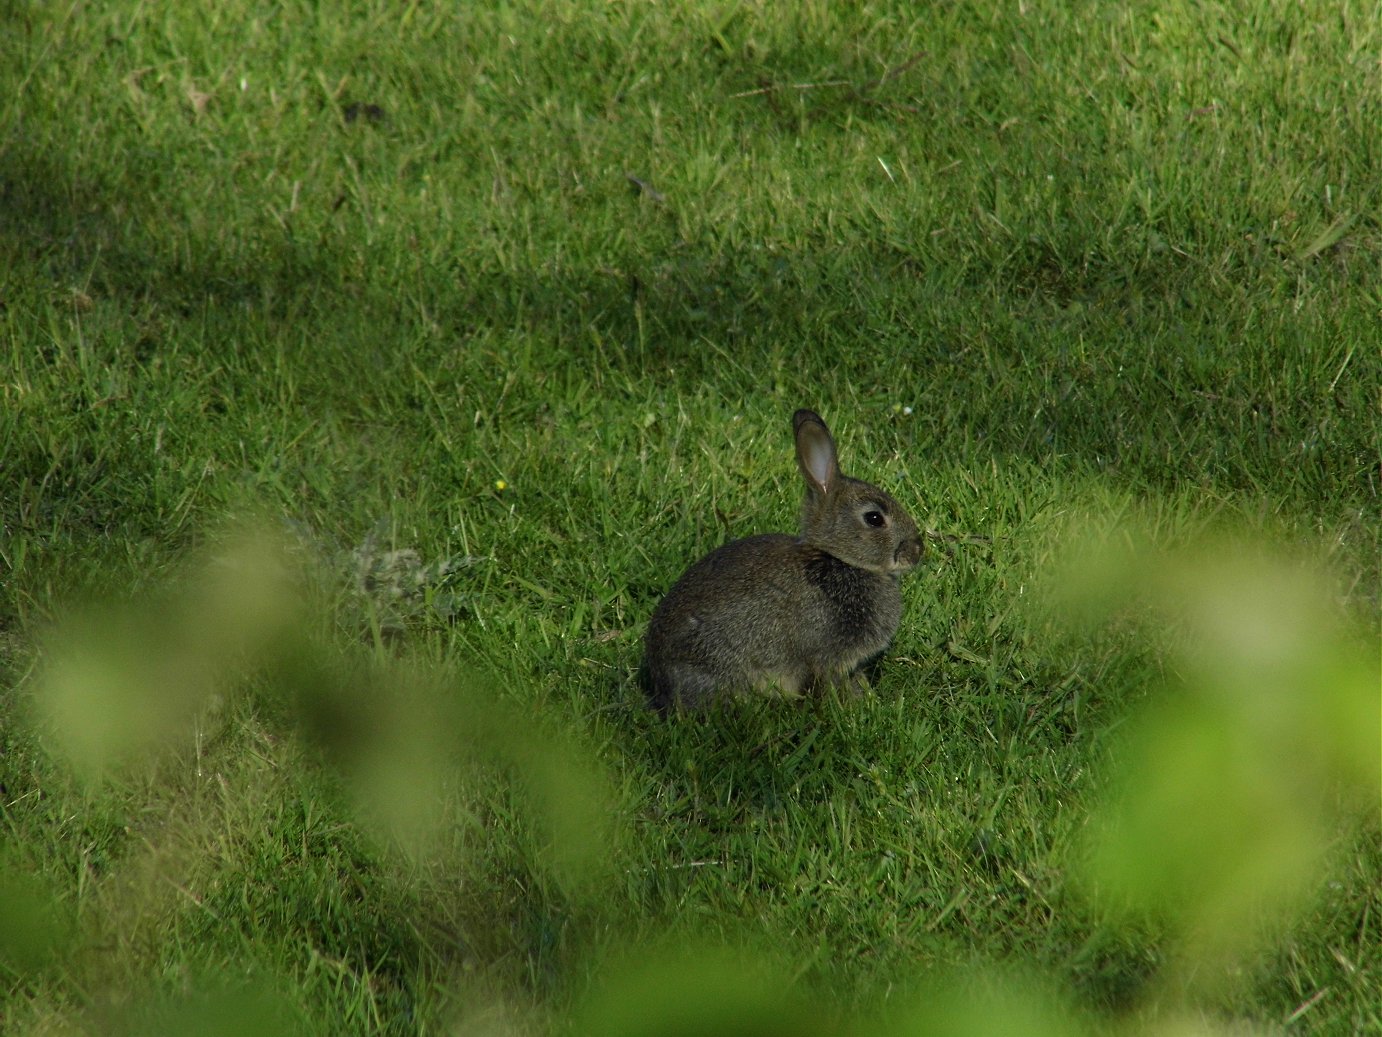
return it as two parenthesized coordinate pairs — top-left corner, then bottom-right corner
(892, 538), (923, 572)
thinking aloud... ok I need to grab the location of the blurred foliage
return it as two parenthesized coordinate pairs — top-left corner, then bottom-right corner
(31, 527), (615, 887)
(1063, 534), (1379, 997)
(10, 521), (1376, 1033)
(569, 943), (830, 1037)
(0, 864), (72, 979)
(34, 530), (304, 780)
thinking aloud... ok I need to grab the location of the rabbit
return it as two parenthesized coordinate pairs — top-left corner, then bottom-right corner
(642, 409), (923, 712)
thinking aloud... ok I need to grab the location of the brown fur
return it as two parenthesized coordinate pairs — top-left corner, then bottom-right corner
(643, 410), (922, 712)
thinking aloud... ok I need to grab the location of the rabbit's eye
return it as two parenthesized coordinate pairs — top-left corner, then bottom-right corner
(864, 510), (886, 528)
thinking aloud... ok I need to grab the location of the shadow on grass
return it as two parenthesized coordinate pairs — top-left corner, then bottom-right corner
(4, 124), (1376, 533)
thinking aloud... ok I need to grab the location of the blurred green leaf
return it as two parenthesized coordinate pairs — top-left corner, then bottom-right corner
(35, 529), (303, 779)
(1075, 537), (1379, 978)
(122, 978), (302, 1037)
(571, 943), (830, 1037)
(0, 866), (70, 976)
(1089, 692), (1327, 959)
(886, 968), (1088, 1037)
(33, 523), (615, 897)
(288, 659), (615, 887)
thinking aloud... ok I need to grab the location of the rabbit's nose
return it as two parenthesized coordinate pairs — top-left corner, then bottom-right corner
(895, 536), (923, 569)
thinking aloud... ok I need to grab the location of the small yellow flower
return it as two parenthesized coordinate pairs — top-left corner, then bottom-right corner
(494, 479), (508, 492)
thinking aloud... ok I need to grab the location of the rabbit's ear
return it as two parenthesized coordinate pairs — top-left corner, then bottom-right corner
(793, 410), (838, 497)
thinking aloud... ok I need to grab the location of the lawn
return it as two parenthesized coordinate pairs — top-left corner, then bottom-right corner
(2, 1), (1378, 1034)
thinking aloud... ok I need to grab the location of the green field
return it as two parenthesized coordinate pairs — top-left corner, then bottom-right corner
(2, 2), (1379, 1033)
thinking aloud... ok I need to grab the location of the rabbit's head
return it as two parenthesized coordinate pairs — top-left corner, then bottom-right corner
(794, 410), (922, 577)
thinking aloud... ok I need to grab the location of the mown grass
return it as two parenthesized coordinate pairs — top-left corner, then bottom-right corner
(2, 1), (1379, 1034)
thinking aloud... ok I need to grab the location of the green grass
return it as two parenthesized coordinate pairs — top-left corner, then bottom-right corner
(2, 1), (1379, 1033)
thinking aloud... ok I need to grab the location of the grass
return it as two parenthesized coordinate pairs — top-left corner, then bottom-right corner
(2, 0), (1379, 1033)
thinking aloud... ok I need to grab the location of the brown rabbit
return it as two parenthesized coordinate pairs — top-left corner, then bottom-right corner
(642, 409), (922, 711)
